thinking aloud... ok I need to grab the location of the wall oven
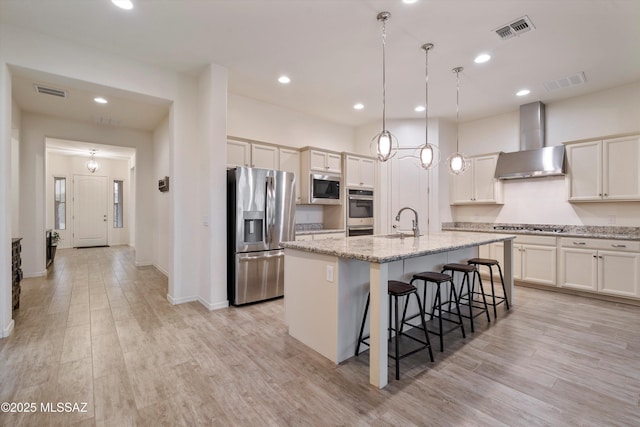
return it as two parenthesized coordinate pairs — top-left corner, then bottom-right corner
(346, 189), (373, 236)
(347, 226), (374, 237)
(310, 173), (341, 205)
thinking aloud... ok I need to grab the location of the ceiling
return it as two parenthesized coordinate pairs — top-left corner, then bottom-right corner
(2, 0), (640, 132)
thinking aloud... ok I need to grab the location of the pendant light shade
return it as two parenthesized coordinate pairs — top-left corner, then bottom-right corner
(418, 43), (440, 170)
(371, 11), (398, 162)
(448, 67), (468, 175)
(86, 150), (99, 173)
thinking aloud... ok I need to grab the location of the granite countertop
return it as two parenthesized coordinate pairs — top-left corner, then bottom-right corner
(282, 231), (515, 263)
(442, 222), (640, 241)
(295, 228), (345, 236)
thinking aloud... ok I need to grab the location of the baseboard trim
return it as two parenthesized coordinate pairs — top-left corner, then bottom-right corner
(197, 297), (229, 311)
(135, 260), (153, 267)
(516, 281), (640, 307)
(24, 270), (46, 278)
(2, 319), (15, 338)
(166, 294), (198, 305)
(153, 264), (168, 277)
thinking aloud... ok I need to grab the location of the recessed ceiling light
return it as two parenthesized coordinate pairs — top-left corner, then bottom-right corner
(353, 103), (364, 110)
(402, 0), (419, 4)
(94, 97), (108, 104)
(278, 75), (291, 84)
(516, 89), (530, 97)
(111, 0), (134, 10)
(414, 105), (425, 112)
(474, 53), (491, 64)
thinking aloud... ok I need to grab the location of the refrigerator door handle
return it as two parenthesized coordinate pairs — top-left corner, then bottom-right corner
(265, 176), (275, 246)
(237, 250), (284, 262)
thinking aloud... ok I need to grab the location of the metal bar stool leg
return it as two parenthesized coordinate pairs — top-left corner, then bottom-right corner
(436, 282), (444, 351)
(474, 271), (491, 322)
(415, 293), (434, 362)
(355, 293), (370, 356)
(496, 263), (510, 310)
(449, 279), (466, 339)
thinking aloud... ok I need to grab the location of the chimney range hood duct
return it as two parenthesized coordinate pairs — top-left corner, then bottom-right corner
(494, 101), (565, 180)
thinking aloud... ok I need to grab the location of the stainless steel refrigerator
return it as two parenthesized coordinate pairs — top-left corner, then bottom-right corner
(227, 167), (296, 305)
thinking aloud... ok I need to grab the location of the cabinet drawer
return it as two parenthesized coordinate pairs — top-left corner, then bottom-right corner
(515, 235), (557, 246)
(560, 237), (640, 252)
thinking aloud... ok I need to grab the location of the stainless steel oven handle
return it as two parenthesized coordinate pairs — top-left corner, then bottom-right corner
(348, 195), (374, 201)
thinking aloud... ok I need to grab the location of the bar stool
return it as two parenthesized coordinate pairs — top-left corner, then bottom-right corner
(467, 258), (510, 318)
(356, 280), (434, 380)
(439, 263), (490, 333)
(409, 272), (466, 352)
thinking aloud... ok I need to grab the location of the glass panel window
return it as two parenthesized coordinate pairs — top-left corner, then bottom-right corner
(113, 180), (123, 228)
(54, 177), (66, 230)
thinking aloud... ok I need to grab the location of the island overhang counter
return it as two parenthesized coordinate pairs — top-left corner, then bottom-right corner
(282, 231), (515, 389)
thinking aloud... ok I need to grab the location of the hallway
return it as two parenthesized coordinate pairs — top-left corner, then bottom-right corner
(1, 246), (640, 426)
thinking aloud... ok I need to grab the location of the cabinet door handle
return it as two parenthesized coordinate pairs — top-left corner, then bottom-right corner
(598, 193), (602, 197)
(593, 255), (597, 258)
(573, 242), (586, 245)
(611, 244), (626, 248)
(604, 193), (608, 197)
(599, 255), (603, 259)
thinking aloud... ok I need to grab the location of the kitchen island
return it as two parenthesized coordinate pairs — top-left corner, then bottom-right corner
(282, 231), (515, 389)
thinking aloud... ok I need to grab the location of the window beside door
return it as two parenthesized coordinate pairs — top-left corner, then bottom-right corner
(114, 180), (123, 228)
(54, 177), (66, 230)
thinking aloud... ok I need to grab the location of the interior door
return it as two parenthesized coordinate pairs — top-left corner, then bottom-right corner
(74, 175), (108, 247)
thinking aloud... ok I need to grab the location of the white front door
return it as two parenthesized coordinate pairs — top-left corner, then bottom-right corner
(74, 175), (108, 247)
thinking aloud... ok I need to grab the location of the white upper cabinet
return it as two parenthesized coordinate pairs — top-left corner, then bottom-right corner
(567, 135), (640, 202)
(227, 139), (250, 168)
(309, 149), (342, 174)
(279, 148), (301, 203)
(450, 154), (503, 205)
(603, 135), (640, 200)
(251, 143), (279, 169)
(344, 154), (375, 189)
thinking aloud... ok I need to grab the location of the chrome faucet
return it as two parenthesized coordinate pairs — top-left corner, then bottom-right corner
(395, 207), (420, 238)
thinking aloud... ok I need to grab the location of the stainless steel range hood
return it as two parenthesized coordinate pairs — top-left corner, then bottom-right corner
(494, 102), (565, 179)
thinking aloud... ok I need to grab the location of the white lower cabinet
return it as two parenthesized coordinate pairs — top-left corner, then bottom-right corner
(483, 235), (557, 286)
(559, 238), (640, 298)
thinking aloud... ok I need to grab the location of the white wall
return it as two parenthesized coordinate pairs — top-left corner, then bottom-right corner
(1, 64), (14, 336)
(46, 152), (131, 249)
(202, 64), (229, 310)
(153, 116), (170, 276)
(228, 93), (355, 152)
(453, 81), (640, 226)
(11, 99), (20, 237)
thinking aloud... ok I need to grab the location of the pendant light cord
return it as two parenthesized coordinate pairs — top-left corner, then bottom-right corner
(381, 16), (387, 132)
(454, 67), (462, 152)
(424, 45), (429, 145)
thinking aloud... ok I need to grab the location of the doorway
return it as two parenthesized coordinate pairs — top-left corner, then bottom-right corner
(73, 174), (108, 247)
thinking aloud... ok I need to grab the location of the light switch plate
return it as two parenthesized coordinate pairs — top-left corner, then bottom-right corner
(326, 265), (334, 282)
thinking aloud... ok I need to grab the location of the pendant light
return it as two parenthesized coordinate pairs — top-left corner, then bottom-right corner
(371, 11), (398, 162)
(448, 67), (468, 175)
(418, 43), (440, 170)
(86, 150), (99, 173)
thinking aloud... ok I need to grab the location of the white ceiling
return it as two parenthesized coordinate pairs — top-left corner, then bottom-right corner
(2, 0), (640, 131)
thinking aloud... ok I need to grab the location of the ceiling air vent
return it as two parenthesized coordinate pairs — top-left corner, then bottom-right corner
(544, 72), (587, 91)
(494, 15), (535, 40)
(34, 84), (68, 98)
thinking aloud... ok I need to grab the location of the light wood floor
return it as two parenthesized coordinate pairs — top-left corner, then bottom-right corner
(1, 246), (640, 426)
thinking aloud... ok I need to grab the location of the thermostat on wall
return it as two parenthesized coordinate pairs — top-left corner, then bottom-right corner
(158, 176), (169, 192)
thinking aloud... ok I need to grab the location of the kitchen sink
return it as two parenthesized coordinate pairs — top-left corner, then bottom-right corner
(376, 233), (422, 239)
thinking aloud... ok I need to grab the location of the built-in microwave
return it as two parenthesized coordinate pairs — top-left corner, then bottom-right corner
(310, 173), (341, 205)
